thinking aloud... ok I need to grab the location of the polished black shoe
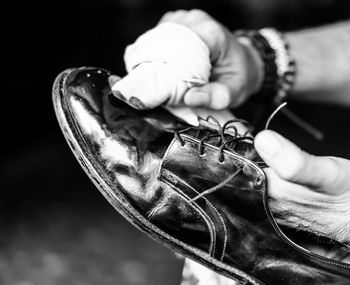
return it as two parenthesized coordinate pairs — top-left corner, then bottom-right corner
(53, 67), (350, 285)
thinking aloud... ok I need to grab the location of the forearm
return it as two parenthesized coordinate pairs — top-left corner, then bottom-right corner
(286, 21), (350, 105)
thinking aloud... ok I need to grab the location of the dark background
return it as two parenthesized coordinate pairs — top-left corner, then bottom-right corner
(2, 0), (350, 284)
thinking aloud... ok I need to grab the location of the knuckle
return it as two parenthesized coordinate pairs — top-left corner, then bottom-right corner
(162, 11), (174, 17)
(160, 11), (175, 19)
(320, 156), (340, 188)
(188, 9), (208, 18)
(161, 10), (186, 22)
(172, 9), (187, 15)
(158, 12), (172, 23)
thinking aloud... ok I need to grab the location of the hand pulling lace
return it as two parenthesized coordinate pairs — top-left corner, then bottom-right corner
(174, 103), (288, 202)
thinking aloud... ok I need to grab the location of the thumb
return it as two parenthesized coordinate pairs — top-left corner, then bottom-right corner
(184, 82), (232, 110)
(255, 130), (348, 193)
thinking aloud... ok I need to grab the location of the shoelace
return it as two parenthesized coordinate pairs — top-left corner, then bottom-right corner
(174, 103), (287, 202)
(173, 107), (350, 255)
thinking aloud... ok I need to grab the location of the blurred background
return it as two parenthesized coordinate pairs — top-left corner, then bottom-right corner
(2, 0), (350, 284)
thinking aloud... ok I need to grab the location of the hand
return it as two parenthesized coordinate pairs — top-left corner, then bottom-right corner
(158, 10), (263, 108)
(109, 10), (264, 110)
(255, 130), (350, 244)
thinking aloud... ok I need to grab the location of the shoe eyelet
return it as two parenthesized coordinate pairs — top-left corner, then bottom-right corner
(198, 145), (205, 156)
(218, 154), (225, 163)
(175, 132), (185, 147)
(255, 176), (263, 186)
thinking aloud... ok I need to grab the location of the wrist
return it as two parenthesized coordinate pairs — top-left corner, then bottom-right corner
(237, 36), (265, 98)
(235, 29), (296, 103)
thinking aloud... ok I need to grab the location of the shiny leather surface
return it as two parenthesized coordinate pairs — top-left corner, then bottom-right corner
(53, 67), (350, 285)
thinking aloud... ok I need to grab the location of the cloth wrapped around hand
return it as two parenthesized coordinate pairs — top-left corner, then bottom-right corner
(111, 22), (212, 108)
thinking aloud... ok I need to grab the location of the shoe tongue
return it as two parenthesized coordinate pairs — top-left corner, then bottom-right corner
(158, 135), (262, 194)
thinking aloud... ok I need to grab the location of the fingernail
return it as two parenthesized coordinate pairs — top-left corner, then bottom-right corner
(112, 90), (126, 101)
(129, 96), (147, 109)
(108, 75), (120, 87)
(108, 76), (127, 101)
(255, 130), (284, 157)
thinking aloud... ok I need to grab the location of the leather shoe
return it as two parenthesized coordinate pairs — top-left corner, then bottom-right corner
(52, 67), (350, 285)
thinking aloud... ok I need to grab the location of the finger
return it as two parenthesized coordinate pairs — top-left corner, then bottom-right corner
(158, 11), (176, 24)
(254, 130), (343, 191)
(183, 82), (232, 110)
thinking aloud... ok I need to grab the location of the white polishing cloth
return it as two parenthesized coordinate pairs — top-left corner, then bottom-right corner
(125, 22), (211, 84)
(112, 22), (211, 108)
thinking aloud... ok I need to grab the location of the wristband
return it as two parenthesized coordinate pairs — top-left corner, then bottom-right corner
(260, 28), (296, 102)
(235, 28), (296, 103)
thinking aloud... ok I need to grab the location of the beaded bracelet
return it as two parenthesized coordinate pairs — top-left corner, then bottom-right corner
(235, 28), (296, 103)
